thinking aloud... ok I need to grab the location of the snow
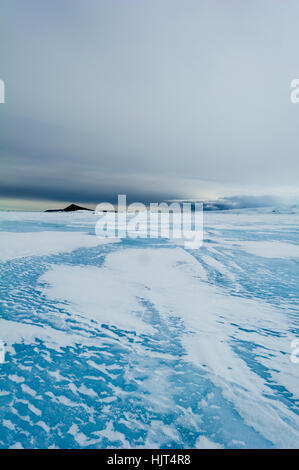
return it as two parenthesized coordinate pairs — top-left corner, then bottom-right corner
(236, 240), (299, 259)
(40, 264), (153, 335)
(0, 231), (119, 262)
(195, 436), (224, 449)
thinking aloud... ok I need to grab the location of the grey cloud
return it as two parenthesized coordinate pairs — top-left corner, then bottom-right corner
(1, 0), (299, 207)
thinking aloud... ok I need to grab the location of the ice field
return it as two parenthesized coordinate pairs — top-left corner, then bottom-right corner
(0, 208), (298, 448)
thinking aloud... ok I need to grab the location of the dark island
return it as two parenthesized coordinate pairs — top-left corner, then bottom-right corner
(45, 204), (93, 213)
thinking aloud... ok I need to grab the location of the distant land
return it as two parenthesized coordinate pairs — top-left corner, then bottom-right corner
(45, 204), (93, 213)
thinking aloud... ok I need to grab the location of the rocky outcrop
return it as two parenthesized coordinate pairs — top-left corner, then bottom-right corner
(45, 204), (93, 212)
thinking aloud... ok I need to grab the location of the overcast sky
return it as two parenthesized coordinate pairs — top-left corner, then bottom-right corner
(1, 0), (299, 209)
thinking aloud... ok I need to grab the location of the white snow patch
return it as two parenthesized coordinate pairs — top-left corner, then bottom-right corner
(195, 436), (224, 449)
(236, 241), (299, 259)
(0, 231), (119, 262)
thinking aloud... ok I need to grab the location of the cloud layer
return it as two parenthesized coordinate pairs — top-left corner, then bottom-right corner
(1, 0), (299, 208)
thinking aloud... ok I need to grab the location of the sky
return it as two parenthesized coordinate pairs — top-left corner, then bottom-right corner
(1, 0), (299, 210)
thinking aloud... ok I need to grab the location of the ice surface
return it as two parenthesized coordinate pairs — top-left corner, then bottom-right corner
(0, 209), (298, 448)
